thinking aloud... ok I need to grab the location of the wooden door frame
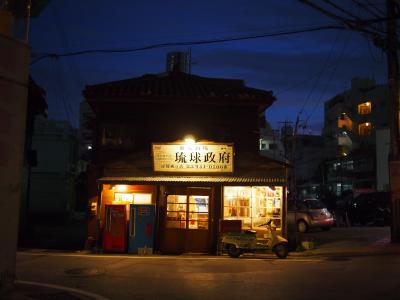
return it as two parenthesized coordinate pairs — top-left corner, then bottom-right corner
(159, 185), (213, 253)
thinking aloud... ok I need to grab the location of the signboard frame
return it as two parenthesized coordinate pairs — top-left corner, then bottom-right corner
(151, 142), (234, 174)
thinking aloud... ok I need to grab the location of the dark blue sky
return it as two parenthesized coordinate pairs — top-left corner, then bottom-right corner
(29, 0), (387, 133)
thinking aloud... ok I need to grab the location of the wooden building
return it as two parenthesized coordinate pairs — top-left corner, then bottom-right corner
(84, 70), (287, 254)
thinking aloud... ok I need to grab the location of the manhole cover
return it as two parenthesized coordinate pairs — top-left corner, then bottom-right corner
(65, 267), (105, 277)
(29, 292), (82, 300)
(326, 256), (351, 261)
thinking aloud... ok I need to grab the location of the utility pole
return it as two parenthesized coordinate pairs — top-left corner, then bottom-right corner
(279, 120), (293, 161)
(386, 0), (400, 243)
(299, 0), (400, 243)
(290, 115), (301, 199)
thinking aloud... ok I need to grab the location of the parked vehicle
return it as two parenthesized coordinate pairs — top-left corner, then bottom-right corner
(347, 192), (391, 226)
(221, 220), (289, 259)
(287, 198), (334, 233)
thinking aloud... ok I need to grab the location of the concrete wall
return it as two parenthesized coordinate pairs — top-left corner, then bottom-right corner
(0, 32), (29, 292)
(29, 117), (78, 215)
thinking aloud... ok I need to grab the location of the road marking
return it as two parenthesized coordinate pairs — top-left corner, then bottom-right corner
(17, 252), (322, 262)
(16, 280), (110, 300)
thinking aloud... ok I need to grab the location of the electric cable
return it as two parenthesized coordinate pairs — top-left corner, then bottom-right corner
(352, 0), (383, 19)
(50, 58), (71, 123)
(298, 30), (341, 116)
(51, 3), (85, 128)
(365, 0), (386, 16)
(30, 24), (353, 65)
(305, 31), (353, 125)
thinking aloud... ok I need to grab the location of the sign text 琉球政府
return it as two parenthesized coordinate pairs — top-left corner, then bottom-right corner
(152, 143), (234, 173)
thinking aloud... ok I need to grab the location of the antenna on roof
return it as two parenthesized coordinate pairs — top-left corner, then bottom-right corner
(166, 51), (190, 73)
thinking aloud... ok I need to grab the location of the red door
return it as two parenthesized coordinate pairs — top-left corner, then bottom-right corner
(103, 205), (127, 252)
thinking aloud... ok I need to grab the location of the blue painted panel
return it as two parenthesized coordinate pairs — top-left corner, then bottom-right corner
(128, 204), (156, 254)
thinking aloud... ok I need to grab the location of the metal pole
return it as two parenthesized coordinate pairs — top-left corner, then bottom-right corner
(24, 0), (31, 43)
(387, 0), (400, 243)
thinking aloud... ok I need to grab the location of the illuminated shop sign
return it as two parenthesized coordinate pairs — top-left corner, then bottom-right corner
(152, 143), (234, 173)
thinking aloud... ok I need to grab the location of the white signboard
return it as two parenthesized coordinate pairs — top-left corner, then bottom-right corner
(152, 143), (234, 173)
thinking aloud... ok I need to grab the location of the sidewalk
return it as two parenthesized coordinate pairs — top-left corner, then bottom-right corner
(3, 281), (109, 300)
(289, 226), (400, 258)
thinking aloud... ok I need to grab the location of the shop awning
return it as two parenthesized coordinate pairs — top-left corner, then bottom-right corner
(98, 176), (286, 185)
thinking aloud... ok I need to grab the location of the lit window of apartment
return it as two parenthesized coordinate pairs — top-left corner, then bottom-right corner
(358, 122), (372, 136)
(358, 101), (372, 114)
(259, 139), (268, 150)
(338, 113), (352, 130)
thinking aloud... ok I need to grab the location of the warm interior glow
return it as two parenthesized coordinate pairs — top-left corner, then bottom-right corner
(223, 186), (283, 230)
(114, 193), (133, 203)
(134, 193), (152, 204)
(165, 194), (209, 229)
(115, 185), (128, 192)
(338, 114), (353, 130)
(358, 122), (372, 136)
(358, 101), (372, 114)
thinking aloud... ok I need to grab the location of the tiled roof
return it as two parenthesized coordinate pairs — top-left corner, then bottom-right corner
(83, 71), (275, 108)
(98, 176), (286, 185)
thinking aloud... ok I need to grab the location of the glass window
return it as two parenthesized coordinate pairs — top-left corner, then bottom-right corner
(166, 194), (209, 229)
(166, 195), (187, 229)
(259, 139), (268, 150)
(188, 196), (209, 229)
(114, 193), (133, 204)
(358, 122), (372, 136)
(113, 193), (152, 205)
(224, 187), (251, 227)
(133, 193), (152, 204)
(338, 114), (353, 130)
(223, 186), (283, 230)
(358, 101), (372, 114)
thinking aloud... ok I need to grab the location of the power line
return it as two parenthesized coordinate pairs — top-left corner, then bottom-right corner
(352, 0), (384, 19)
(50, 58), (71, 123)
(306, 31), (353, 124)
(298, 30), (342, 116)
(32, 13), (396, 66)
(30, 24), (354, 65)
(299, 0), (393, 36)
(322, 0), (386, 34)
(275, 72), (321, 96)
(365, 0), (386, 16)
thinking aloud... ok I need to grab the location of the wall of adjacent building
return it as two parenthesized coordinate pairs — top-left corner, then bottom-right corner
(322, 77), (390, 196)
(28, 117), (78, 216)
(0, 31), (29, 292)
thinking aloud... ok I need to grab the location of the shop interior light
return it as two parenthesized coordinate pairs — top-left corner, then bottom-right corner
(115, 185), (128, 192)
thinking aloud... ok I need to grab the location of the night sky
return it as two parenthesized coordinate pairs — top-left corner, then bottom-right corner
(29, 0), (387, 134)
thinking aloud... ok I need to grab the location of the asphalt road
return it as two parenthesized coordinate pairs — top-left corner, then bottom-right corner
(16, 250), (400, 300)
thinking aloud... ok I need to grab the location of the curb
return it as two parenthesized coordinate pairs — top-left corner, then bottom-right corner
(289, 249), (400, 258)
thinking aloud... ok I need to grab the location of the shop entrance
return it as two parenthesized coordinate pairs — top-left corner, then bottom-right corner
(160, 187), (212, 253)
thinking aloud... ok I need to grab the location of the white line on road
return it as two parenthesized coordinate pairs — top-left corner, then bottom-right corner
(16, 280), (110, 300)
